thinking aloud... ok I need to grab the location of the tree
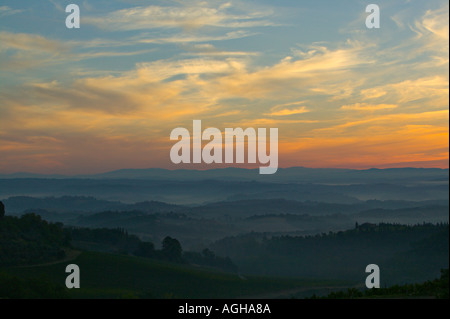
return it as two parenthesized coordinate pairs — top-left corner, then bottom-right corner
(161, 236), (182, 262)
(0, 201), (4, 219)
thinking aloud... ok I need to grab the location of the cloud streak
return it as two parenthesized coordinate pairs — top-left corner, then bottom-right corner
(0, 6), (23, 16)
(84, 3), (274, 31)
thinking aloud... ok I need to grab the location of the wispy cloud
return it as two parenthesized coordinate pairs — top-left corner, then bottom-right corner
(341, 103), (398, 111)
(84, 3), (274, 31)
(0, 6), (24, 16)
(0, 31), (67, 54)
(0, 31), (155, 70)
(266, 102), (310, 116)
(136, 30), (257, 45)
(181, 43), (259, 57)
(358, 76), (449, 107)
(410, 6), (449, 66)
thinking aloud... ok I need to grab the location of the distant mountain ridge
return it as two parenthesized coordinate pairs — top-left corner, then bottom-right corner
(0, 167), (448, 183)
(2, 196), (183, 214)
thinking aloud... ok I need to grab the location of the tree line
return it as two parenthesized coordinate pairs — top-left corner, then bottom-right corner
(1, 198), (237, 273)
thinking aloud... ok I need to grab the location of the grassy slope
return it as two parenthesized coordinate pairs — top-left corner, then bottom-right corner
(2, 250), (347, 299)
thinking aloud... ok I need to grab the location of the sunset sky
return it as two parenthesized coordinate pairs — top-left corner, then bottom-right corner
(0, 0), (448, 174)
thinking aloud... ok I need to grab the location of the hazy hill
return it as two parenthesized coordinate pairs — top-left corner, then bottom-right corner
(0, 167), (448, 183)
(211, 223), (449, 285)
(2, 196), (183, 214)
(358, 206), (449, 219)
(2, 195), (448, 250)
(1, 176), (448, 205)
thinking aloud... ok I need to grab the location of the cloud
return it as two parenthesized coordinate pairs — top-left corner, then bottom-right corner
(0, 6), (23, 16)
(48, 0), (64, 12)
(341, 103), (398, 111)
(282, 127), (448, 169)
(194, 43), (372, 101)
(0, 41), (370, 159)
(0, 29), (258, 72)
(0, 40), (376, 139)
(0, 32), (67, 54)
(136, 30), (257, 45)
(410, 6), (449, 66)
(266, 102), (310, 116)
(363, 76), (449, 108)
(389, 76), (449, 104)
(0, 32), (70, 70)
(282, 113), (449, 169)
(413, 6), (449, 42)
(181, 43), (259, 57)
(0, 31), (155, 70)
(137, 58), (245, 81)
(84, 3), (274, 31)
(360, 88), (387, 100)
(314, 110), (449, 135)
(267, 107), (309, 116)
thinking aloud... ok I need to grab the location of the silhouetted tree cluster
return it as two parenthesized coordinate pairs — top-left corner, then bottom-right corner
(0, 213), (70, 266)
(1, 203), (233, 271)
(0, 201), (5, 219)
(310, 269), (449, 299)
(211, 223), (449, 282)
(162, 236), (183, 262)
(67, 226), (234, 269)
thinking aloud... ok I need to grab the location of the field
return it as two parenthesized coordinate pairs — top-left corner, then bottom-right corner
(1, 250), (349, 299)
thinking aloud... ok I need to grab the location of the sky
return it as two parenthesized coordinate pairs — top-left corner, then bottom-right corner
(0, 0), (448, 174)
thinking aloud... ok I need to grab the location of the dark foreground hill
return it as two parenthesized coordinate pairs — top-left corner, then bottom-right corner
(1, 209), (448, 299)
(1, 250), (342, 299)
(311, 269), (449, 299)
(0, 211), (337, 298)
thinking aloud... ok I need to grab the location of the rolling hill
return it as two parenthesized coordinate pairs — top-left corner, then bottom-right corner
(1, 250), (345, 299)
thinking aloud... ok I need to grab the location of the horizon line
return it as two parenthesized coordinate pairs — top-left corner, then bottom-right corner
(0, 165), (449, 177)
